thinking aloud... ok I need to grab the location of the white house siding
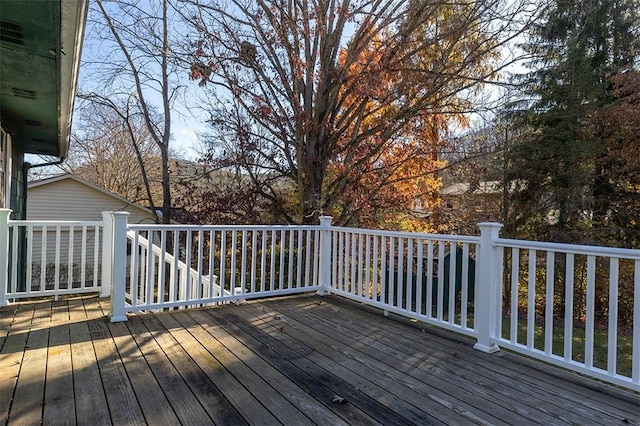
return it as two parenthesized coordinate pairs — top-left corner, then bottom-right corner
(23, 176), (157, 288)
(27, 176), (156, 223)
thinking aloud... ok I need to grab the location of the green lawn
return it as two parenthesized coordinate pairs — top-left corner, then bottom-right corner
(501, 317), (634, 377)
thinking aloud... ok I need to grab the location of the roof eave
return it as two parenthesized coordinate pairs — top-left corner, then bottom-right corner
(57, 0), (89, 159)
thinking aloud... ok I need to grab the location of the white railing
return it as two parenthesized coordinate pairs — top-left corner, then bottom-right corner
(0, 211), (102, 302)
(1, 209), (638, 391)
(494, 238), (640, 391)
(126, 230), (226, 310)
(112, 220), (323, 314)
(327, 225), (481, 338)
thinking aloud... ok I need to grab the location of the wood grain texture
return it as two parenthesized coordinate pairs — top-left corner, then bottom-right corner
(68, 320), (111, 426)
(87, 318), (146, 425)
(124, 316), (214, 425)
(1, 294), (638, 425)
(108, 320), (181, 425)
(43, 323), (75, 425)
(0, 303), (36, 424)
(139, 314), (247, 425)
(10, 327), (49, 426)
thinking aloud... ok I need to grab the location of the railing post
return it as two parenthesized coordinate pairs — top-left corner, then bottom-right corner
(109, 211), (130, 322)
(100, 211), (113, 298)
(316, 215), (333, 296)
(474, 222), (503, 353)
(0, 209), (12, 307)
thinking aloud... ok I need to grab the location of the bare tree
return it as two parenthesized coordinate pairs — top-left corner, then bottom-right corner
(65, 99), (163, 219)
(185, 0), (534, 224)
(80, 0), (184, 223)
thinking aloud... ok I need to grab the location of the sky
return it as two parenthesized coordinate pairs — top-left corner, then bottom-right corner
(73, 0), (209, 161)
(68, 0), (533, 165)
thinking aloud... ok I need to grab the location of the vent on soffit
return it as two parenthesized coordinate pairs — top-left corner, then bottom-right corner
(11, 88), (36, 100)
(0, 21), (24, 45)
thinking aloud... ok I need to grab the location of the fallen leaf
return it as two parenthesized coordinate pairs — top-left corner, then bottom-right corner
(332, 395), (347, 404)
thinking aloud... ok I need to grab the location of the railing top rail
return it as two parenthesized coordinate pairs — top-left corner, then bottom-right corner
(330, 225), (481, 244)
(496, 237), (640, 259)
(127, 223), (322, 231)
(8, 220), (103, 227)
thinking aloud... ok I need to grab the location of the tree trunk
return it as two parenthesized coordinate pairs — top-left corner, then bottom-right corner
(161, 145), (171, 224)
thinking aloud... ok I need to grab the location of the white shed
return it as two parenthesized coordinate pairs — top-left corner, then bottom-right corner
(27, 173), (158, 223)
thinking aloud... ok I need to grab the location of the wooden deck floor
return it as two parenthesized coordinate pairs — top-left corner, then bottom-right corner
(1, 294), (638, 426)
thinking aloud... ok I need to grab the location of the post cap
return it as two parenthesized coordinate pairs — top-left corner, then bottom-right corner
(477, 222), (503, 230)
(319, 215), (333, 226)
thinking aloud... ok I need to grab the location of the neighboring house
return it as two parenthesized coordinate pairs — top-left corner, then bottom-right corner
(0, 1), (88, 219)
(440, 181), (503, 234)
(28, 174), (159, 223)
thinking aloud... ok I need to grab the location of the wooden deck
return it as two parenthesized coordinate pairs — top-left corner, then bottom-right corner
(1, 295), (638, 426)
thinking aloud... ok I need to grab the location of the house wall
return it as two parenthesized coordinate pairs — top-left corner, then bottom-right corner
(27, 177), (156, 223)
(2, 121), (27, 290)
(0, 125), (7, 209)
(25, 177), (157, 275)
(10, 145), (26, 220)
(0, 123), (27, 219)
(0, 122), (24, 217)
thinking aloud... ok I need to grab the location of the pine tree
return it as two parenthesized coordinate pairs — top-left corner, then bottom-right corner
(506, 0), (640, 243)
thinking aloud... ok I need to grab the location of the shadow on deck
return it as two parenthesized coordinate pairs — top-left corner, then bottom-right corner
(1, 294), (638, 425)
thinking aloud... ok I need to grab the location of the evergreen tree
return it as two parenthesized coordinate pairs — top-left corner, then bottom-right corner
(506, 0), (640, 243)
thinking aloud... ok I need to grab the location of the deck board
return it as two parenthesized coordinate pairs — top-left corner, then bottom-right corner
(186, 309), (349, 426)
(0, 303), (18, 349)
(161, 311), (281, 425)
(271, 298), (579, 424)
(10, 325), (48, 425)
(87, 319), (146, 425)
(108, 320), (181, 425)
(68, 320), (111, 426)
(42, 321), (74, 425)
(233, 301), (494, 425)
(138, 314), (245, 425)
(126, 316), (216, 425)
(0, 304), (34, 424)
(294, 297), (640, 423)
(175, 310), (312, 425)
(204, 308), (384, 426)
(1, 294), (638, 425)
(268, 299), (536, 425)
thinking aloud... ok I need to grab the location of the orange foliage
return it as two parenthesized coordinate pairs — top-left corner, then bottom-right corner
(327, 34), (458, 231)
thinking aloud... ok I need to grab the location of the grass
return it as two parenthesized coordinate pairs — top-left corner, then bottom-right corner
(501, 316), (634, 378)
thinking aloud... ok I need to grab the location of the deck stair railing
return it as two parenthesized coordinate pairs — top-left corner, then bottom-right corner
(103, 212), (324, 319)
(124, 229), (229, 310)
(0, 209), (638, 391)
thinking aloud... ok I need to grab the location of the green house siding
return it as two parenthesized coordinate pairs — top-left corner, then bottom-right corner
(0, 126), (6, 209)
(1, 0), (88, 292)
(1, 121), (27, 219)
(10, 144), (25, 220)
